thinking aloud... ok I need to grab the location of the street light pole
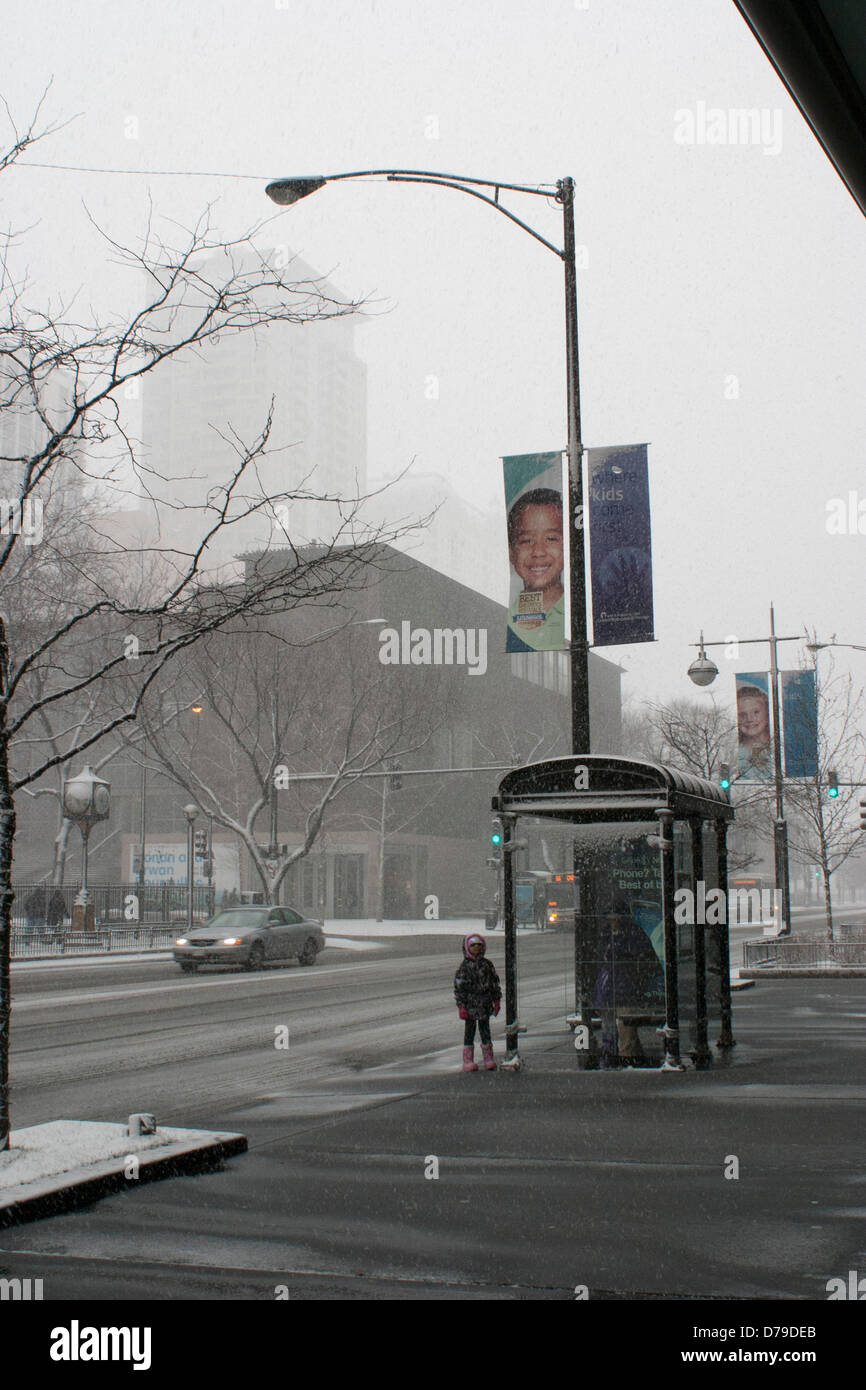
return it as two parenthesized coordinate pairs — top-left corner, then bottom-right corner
(138, 761), (146, 890)
(767, 605), (792, 938)
(688, 603), (799, 935)
(183, 804), (198, 934)
(560, 176), (589, 753)
(265, 169), (590, 753)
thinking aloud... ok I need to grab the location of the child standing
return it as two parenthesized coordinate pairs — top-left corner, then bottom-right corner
(454, 933), (501, 1071)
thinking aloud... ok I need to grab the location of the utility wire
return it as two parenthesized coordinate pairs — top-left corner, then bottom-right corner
(17, 162), (272, 180)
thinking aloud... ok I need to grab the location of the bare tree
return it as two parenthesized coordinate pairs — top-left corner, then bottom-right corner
(621, 694), (771, 874)
(471, 709), (568, 769)
(783, 651), (866, 939)
(10, 475), (193, 883)
(134, 623), (452, 905)
(0, 97), (426, 1148)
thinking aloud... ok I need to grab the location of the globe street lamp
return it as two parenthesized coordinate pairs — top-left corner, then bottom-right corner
(265, 169), (591, 753)
(62, 766), (111, 931)
(183, 804), (198, 934)
(687, 634), (719, 688)
(687, 604), (800, 935)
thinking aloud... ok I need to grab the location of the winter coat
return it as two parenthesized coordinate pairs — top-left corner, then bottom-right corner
(592, 917), (664, 1009)
(454, 934), (502, 1020)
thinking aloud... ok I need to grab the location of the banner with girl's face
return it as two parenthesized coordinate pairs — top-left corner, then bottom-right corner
(735, 670), (818, 781)
(736, 673), (774, 781)
(502, 452), (567, 652)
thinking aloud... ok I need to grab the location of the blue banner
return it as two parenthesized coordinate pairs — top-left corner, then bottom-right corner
(587, 444), (654, 647)
(781, 670), (818, 777)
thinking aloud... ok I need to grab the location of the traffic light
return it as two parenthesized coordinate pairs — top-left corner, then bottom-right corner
(719, 763), (731, 791)
(194, 828), (208, 859)
(487, 819), (503, 868)
(860, 798), (866, 831)
(827, 770), (839, 798)
(388, 761), (403, 792)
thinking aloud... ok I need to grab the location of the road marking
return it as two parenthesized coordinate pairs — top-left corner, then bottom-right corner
(12, 960), (388, 1011)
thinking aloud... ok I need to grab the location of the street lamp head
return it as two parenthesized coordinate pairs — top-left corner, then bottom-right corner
(62, 765), (111, 823)
(805, 642), (827, 652)
(687, 632), (718, 687)
(265, 177), (327, 206)
(183, 803), (199, 823)
(687, 653), (719, 687)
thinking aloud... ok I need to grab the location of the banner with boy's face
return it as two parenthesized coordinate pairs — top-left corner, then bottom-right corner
(502, 452), (567, 652)
(736, 672), (774, 781)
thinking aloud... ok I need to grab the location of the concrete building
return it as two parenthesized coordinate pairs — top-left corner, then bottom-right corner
(234, 543), (622, 919)
(139, 249), (367, 568)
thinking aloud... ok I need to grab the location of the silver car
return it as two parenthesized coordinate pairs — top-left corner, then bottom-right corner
(174, 905), (325, 973)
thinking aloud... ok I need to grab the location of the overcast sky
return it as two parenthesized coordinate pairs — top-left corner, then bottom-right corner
(4, 0), (866, 714)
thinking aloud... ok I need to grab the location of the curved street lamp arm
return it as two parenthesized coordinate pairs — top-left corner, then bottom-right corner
(385, 174), (564, 257)
(316, 167), (560, 198)
(267, 168), (565, 258)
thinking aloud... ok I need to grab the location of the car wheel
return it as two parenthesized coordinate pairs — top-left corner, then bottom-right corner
(180, 962), (199, 974)
(246, 941), (266, 971)
(298, 937), (319, 967)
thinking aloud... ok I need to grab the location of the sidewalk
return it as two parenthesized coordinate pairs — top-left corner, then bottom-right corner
(228, 976), (863, 1299)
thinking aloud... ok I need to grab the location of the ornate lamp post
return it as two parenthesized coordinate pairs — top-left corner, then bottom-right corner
(62, 766), (111, 931)
(183, 804), (198, 934)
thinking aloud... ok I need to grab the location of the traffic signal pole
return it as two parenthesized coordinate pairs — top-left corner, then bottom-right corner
(767, 605), (793, 937)
(501, 816), (519, 1067)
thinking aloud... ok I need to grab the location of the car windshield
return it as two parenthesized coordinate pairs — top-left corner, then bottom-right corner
(207, 911), (267, 928)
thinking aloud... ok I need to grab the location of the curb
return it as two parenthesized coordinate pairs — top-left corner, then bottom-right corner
(739, 966), (866, 979)
(0, 1130), (247, 1229)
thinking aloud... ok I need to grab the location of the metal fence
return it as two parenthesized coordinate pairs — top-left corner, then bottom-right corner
(743, 932), (866, 969)
(11, 882), (216, 928)
(11, 926), (179, 959)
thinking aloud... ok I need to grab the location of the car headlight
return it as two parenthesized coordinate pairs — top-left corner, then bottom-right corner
(221, 937), (243, 945)
(175, 938), (188, 946)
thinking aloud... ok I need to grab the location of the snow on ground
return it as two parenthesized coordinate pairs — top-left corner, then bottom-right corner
(319, 936), (383, 950)
(0, 1120), (212, 1191)
(323, 918), (497, 938)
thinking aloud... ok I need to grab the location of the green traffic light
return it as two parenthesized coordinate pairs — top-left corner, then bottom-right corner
(491, 832), (502, 845)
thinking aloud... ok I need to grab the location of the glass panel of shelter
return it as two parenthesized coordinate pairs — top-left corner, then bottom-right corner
(516, 814), (725, 1067)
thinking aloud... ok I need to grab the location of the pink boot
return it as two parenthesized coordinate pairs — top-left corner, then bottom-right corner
(481, 1044), (497, 1071)
(462, 1046), (478, 1072)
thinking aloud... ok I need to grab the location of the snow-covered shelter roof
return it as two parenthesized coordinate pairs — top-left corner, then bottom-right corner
(493, 756), (734, 824)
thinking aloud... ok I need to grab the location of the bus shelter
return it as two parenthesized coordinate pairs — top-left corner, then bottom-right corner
(491, 756), (736, 1071)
